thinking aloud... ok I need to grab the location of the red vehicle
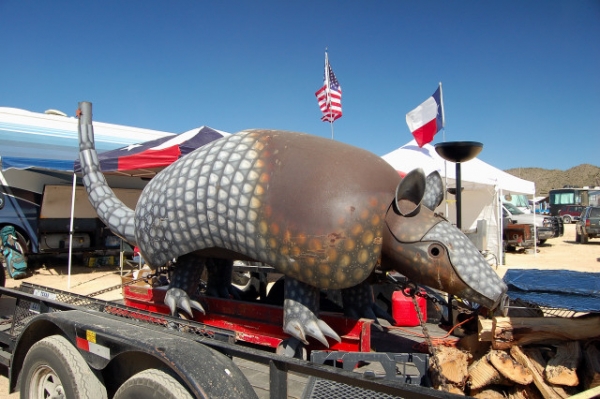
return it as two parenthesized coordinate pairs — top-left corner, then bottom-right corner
(559, 205), (584, 224)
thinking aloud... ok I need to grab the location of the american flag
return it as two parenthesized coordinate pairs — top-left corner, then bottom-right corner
(315, 53), (342, 122)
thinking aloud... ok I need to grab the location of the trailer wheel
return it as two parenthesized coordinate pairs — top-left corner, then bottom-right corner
(14, 231), (29, 257)
(113, 369), (193, 399)
(20, 334), (107, 399)
(276, 338), (307, 360)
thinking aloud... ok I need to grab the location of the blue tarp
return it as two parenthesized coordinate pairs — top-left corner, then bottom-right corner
(1, 156), (74, 172)
(503, 269), (600, 313)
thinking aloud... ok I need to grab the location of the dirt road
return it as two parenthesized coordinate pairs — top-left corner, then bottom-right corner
(500, 223), (599, 276)
(0, 223), (597, 398)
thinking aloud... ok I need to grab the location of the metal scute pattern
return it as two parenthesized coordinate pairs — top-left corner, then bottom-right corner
(423, 222), (505, 304)
(135, 129), (390, 290)
(79, 125), (137, 244)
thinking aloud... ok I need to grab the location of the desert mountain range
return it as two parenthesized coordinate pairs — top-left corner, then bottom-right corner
(505, 164), (600, 197)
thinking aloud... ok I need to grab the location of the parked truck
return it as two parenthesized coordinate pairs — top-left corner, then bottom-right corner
(502, 202), (564, 245)
(503, 221), (536, 251)
(575, 206), (600, 244)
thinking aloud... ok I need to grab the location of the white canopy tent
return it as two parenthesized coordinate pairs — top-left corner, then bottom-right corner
(382, 140), (535, 265)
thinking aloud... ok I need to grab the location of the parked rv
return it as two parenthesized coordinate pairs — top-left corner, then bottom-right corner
(0, 173), (148, 262)
(0, 107), (175, 261)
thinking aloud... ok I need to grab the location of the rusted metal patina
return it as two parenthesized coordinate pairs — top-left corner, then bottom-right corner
(77, 101), (506, 347)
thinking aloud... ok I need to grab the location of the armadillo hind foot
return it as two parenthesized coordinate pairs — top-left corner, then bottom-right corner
(205, 258), (240, 300)
(342, 280), (396, 326)
(166, 254), (207, 317)
(283, 278), (341, 347)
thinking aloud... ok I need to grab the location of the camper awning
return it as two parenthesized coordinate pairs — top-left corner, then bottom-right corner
(0, 156), (74, 172)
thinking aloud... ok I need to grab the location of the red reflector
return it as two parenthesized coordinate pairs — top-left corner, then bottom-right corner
(76, 336), (90, 352)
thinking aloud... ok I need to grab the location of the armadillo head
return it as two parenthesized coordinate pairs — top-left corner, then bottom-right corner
(381, 168), (507, 310)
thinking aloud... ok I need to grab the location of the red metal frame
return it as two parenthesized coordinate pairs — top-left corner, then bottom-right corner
(123, 283), (372, 353)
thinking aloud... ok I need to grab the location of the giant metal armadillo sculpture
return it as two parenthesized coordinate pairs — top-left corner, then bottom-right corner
(77, 102), (506, 347)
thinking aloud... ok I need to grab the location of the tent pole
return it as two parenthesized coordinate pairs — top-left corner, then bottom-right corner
(67, 172), (76, 289)
(533, 184), (537, 257)
(120, 239), (124, 277)
(498, 188), (504, 266)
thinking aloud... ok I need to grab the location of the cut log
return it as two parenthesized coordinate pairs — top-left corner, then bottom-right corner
(510, 346), (573, 399)
(568, 385), (600, 399)
(468, 356), (510, 390)
(508, 384), (544, 399)
(544, 341), (580, 387)
(478, 317), (494, 342)
(479, 316), (600, 349)
(431, 345), (470, 386)
(487, 349), (533, 385)
(471, 386), (506, 399)
(459, 332), (492, 360)
(444, 385), (466, 396)
(582, 341), (600, 389)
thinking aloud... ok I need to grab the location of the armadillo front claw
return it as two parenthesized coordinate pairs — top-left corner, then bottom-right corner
(165, 287), (205, 318)
(283, 278), (341, 347)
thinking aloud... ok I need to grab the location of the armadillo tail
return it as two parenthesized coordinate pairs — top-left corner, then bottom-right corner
(77, 102), (137, 245)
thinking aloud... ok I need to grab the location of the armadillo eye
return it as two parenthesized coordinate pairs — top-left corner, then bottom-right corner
(429, 244), (443, 258)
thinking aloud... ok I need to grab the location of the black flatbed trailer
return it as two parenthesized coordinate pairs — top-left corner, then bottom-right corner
(0, 282), (462, 399)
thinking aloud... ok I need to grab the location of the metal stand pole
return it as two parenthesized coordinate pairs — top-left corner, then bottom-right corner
(456, 163), (462, 230)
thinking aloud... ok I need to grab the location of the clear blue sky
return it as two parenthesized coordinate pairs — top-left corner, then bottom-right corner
(1, 1), (598, 171)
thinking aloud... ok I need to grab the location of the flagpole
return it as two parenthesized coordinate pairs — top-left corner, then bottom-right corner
(324, 50), (334, 139)
(330, 120), (334, 140)
(439, 82), (446, 132)
(439, 82), (449, 219)
(316, 48), (339, 140)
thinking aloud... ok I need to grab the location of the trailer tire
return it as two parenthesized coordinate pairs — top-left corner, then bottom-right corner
(20, 334), (107, 399)
(113, 369), (193, 399)
(14, 231), (29, 258)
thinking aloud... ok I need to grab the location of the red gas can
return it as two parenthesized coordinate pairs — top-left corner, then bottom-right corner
(392, 290), (427, 327)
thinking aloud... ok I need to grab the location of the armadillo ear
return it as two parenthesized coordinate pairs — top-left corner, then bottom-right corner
(423, 171), (444, 211)
(394, 168), (425, 216)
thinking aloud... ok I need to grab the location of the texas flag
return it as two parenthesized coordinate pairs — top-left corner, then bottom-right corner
(405, 86), (444, 148)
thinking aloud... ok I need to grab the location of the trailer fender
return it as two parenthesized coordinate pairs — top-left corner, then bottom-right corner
(11, 310), (257, 399)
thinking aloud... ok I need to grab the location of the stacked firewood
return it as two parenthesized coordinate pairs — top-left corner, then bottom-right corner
(427, 315), (600, 398)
